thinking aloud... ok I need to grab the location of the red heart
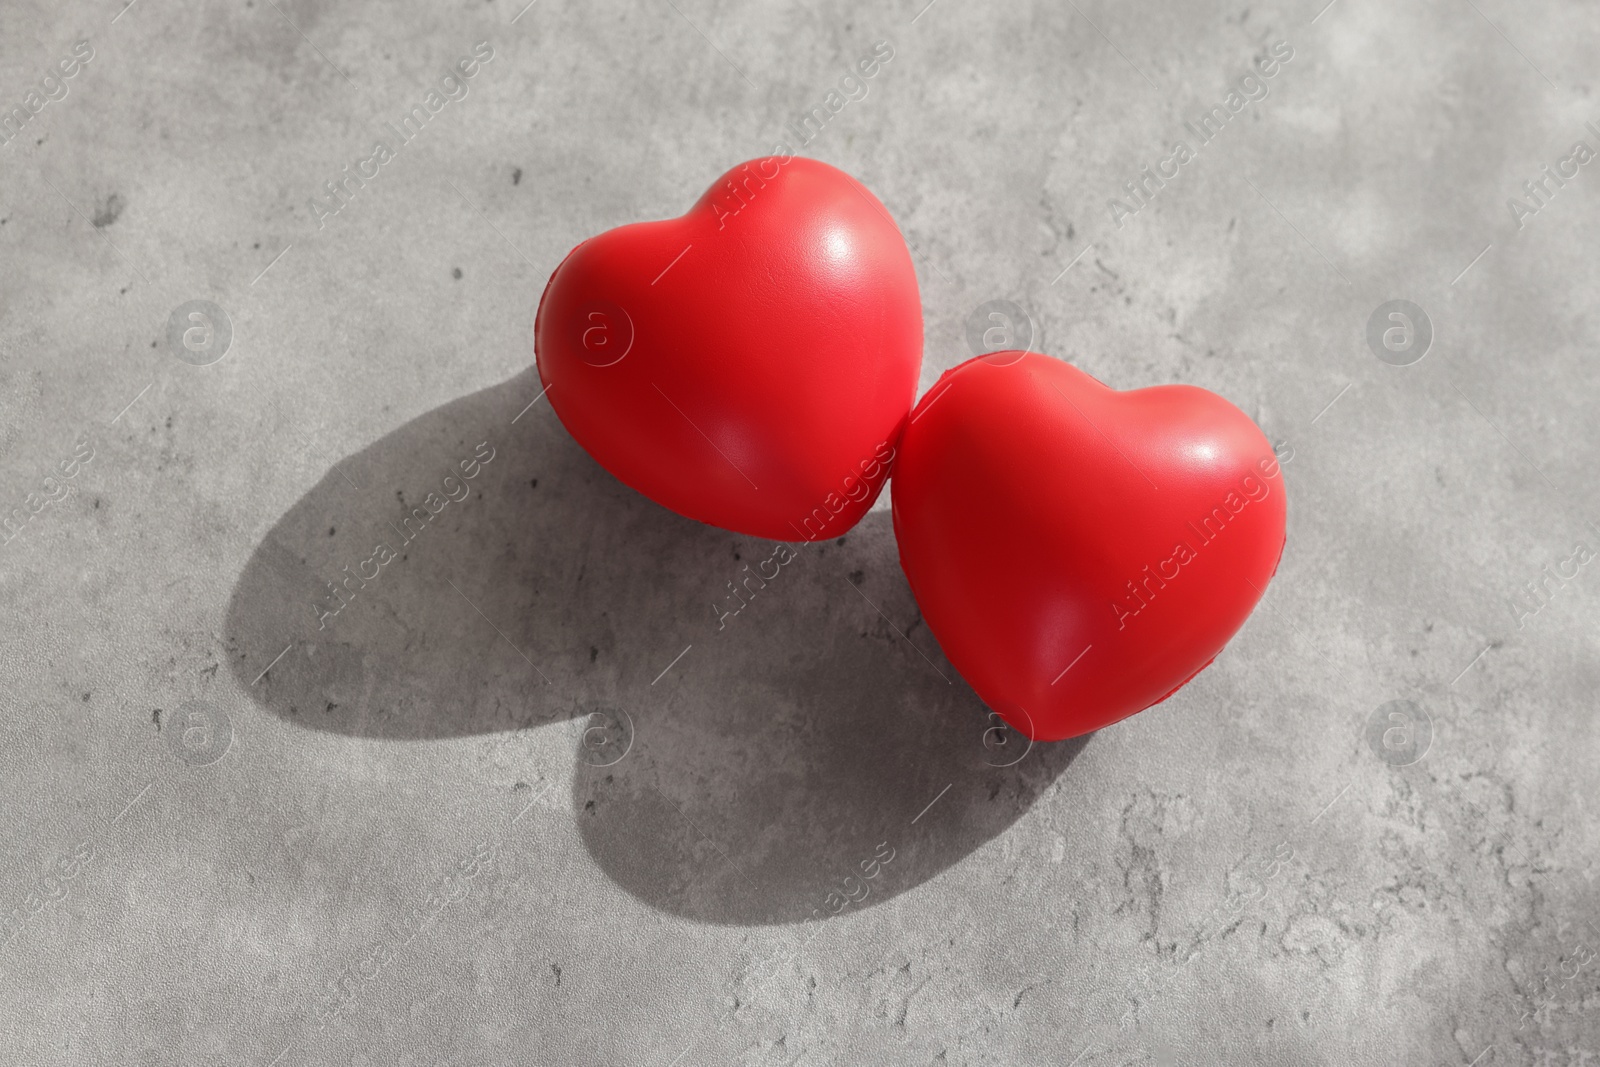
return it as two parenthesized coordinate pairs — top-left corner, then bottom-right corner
(534, 156), (923, 540)
(891, 351), (1287, 741)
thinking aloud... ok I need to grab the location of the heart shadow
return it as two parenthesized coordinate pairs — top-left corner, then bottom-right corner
(223, 366), (1089, 925)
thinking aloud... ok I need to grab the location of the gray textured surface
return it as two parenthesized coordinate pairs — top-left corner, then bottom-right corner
(1, 0), (1598, 1064)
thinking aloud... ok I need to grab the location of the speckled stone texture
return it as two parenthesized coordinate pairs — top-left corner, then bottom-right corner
(1, 0), (1597, 1064)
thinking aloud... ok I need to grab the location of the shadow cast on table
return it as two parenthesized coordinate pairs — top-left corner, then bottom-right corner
(223, 367), (1089, 925)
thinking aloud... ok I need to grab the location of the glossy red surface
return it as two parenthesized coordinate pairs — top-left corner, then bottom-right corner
(535, 156), (923, 540)
(891, 351), (1287, 741)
